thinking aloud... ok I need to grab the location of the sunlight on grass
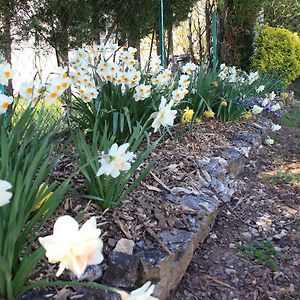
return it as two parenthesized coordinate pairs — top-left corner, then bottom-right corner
(280, 106), (300, 128)
(260, 162), (300, 187)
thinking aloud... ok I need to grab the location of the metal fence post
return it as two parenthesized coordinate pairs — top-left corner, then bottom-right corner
(159, 0), (165, 67)
(0, 55), (4, 94)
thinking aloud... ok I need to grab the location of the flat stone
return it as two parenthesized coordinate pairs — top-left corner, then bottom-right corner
(180, 194), (219, 215)
(234, 131), (262, 147)
(197, 158), (227, 179)
(113, 238), (135, 255)
(159, 229), (193, 252)
(219, 147), (246, 177)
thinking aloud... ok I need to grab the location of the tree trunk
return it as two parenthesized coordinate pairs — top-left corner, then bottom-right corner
(166, 26), (174, 65)
(205, 0), (213, 62)
(2, 7), (13, 97)
(188, 16), (195, 62)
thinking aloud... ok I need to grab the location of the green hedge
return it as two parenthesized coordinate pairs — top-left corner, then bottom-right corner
(251, 25), (300, 86)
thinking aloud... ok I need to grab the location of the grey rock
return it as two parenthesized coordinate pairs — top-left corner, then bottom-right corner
(113, 238), (135, 255)
(70, 264), (104, 282)
(103, 252), (139, 288)
(234, 131), (262, 147)
(180, 194), (219, 214)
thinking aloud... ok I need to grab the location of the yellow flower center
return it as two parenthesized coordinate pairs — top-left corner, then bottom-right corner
(4, 71), (11, 78)
(50, 92), (57, 99)
(27, 87), (33, 94)
(2, 101), (9, 109)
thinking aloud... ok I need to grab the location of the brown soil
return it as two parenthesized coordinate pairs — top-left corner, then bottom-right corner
(174, 126), (300, 300)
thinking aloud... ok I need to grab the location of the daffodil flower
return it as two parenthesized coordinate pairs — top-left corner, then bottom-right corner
(203, 110), (215, 118)
(39, 216), (104, 278)
(265, 137), (274, 145)
(0, 180), (12, 207)
(118, 282), (158, 300)
(151, 97), (177, 132)
(96, 143), (135, 178)
(271, 123), (281, 132)
(0, 94), (13, 113)
(252, 105), (264, 115)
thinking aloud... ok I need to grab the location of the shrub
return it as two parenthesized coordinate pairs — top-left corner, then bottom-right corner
(251, 25), (300, 86)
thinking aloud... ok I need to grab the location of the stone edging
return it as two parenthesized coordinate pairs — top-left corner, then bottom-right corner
(76, 129), (265, 300)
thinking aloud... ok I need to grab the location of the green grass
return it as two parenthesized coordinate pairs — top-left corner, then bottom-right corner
(237, 241), (292, 269)
(280, 106), (300, 128)
(261, 170), (300, 185)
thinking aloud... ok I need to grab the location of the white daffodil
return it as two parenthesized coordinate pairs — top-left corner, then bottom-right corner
(262, 98), (270, 107)
(172, 88), (187, 104)
(268, 91), (276, 101)
(0, 180), (12, 207)
(45, 86), (60, 104)
(255, 85), (265, 93)
(247, 71), (259, 84)
(151, 97), (177, 132)
(134, 84), (151, 101)
(265, 137), (274, 145)
(179, 74), (190, 88)
(118, 282), (158, 300)
(39, 216), (103, 278)
(182, 62), (197, 74)
(96, 143), (135, 178)
(128, 47), (137, 56)
(0, 94), (13, 113)
(150, 56), (161, 74)
(20, 82), (36, 100)
(271, 123), (282, 131)
(252, 104), (264, 115)
(270, 103), (281, 112)
(55, 66), (68, 79)
(0, 63), (13, 85)
(218, 70), (227, 81)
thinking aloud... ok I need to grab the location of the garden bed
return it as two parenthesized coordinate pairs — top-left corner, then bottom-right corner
(24, 118), (270, 300)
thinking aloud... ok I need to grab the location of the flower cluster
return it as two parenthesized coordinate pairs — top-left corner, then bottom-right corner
(70, 50), (98, 103)
(248, 91), (283, 117)
(218, 63), (260, 85)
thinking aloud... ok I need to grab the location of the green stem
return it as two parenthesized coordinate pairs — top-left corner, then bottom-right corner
(19, 280), (119, 297)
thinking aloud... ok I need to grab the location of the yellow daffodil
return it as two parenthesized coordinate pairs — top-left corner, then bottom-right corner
(220, 100), (228, 107)
(203, 110), (215, 118)
(243, 112), (253, 119)
(182, 107), (194, 124)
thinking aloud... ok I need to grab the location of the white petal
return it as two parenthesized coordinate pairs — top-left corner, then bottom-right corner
(0, 180), (12, 191)
(53, 215), (79, 237)
(109, 143), (118, 157)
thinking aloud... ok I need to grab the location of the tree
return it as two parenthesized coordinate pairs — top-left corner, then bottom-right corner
(26, 0), (102, 66)
(263, 0), (300, 34)
(217, 0), (264, 70)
